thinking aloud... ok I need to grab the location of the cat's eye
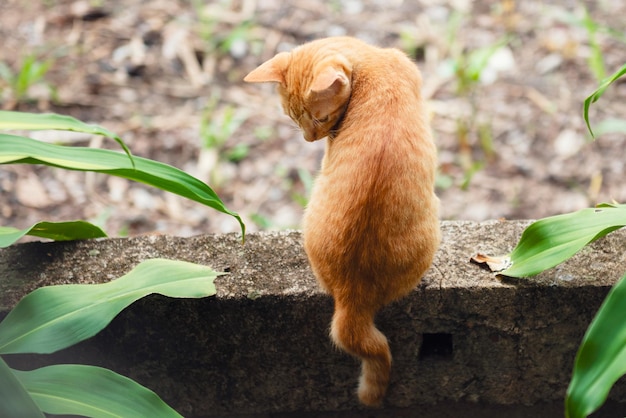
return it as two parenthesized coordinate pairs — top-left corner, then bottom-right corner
(318, 116), (330, 123)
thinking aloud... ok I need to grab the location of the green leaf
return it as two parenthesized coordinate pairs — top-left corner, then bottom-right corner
(0, 133), (245, 235)
(565, 272), (626, 418)
(466, 37), (509, 82)
(500, 204), (626, 277)
(0, 357), (45, 418)
(0, 258), (221, 354)
(14, 56), (51, 100)
(583, 63), (626, 138)
(13, 364), (182, 418)
(580, 7), (606, 83)
(0, 221), (107, 248)
(0, 110), (134, 166)
(589, 118), (626, 137)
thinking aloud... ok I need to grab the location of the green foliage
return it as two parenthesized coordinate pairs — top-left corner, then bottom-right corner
(0, 357), (45, 418)
(559, 7), (626, 84)
(589, 118), (626, 138)
(253, 125), (274, 141)
(580, 7), (607, 82)
(480, 65), (626, 280)
(0, 221), (107, 248)
(198, 93), (250, 186)
(428, 12), (508, 189)
(433, 11), (510, 94)
(250, 212), (273, 229)
(1, 133), (244, 233)
(566, 271), (626, 418)
(0, 54), (53, 103)
(559, 8), (626, 139)
(475, 61), (626, 418)
(0, 111), (245, 236)
(565, 63), (626, 418)
(14, 364), (182, 418)
(583, 63), (626, 138)
(290, 168), (314, 208)
(191, 0), (255, 58)
(489, 203), (626, 278)
(0, 110), (242, 416)
(452, 38), (510, 95)
(0, 110), (133, 164)
(226, 142), (250, 162)
(200, 93), (248, 151)
(0, 259), (219, 354)
(0, 259), (220, 417)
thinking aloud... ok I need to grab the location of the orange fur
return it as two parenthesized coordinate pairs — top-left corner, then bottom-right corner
(245, 37), (440, 406)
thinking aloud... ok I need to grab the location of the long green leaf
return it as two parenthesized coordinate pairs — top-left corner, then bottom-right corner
(0, 110), (134, 166)
(566, 272), (626, 418)
(0, 221), (107, 248)
(0, 133), (245, 235)
(580, 6), (606, 83)
(0, 357), (45, 418)
(500, 204), (626, 277)
(590, 118), (626, 137)
(466, 37), (509, 82)
(0, 258), (221, 354)
(13, 364), (181, 418)
(583, 63), (626, 138)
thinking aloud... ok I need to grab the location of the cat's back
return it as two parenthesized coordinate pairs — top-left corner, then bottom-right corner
(351, 45), (424, 125)
(303, 38), (439, 290)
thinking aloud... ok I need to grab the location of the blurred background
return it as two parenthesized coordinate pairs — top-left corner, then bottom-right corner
(0, 0), (624, 237)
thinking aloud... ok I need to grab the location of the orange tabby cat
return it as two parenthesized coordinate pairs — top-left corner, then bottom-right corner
(244, 37), (440, 406)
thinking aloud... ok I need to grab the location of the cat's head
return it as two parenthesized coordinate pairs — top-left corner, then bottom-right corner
(244, 45), (352, 142)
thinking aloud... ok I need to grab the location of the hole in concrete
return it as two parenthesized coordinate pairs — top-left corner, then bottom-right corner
(419, 333), (453, 359)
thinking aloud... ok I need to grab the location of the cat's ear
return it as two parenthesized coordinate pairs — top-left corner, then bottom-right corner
(309, 65), (352, 97)
(244, 52), (290, 84)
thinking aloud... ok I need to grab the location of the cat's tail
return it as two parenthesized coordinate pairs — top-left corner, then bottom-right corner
(330, 302), (391, 407)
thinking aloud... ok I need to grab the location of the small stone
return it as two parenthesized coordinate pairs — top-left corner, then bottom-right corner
(554, 129), (585, 159)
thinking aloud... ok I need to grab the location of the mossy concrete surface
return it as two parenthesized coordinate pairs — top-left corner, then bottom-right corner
(1, 220), (626, 417)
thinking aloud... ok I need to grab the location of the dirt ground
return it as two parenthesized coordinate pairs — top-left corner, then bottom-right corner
(0, 0), (625, 238)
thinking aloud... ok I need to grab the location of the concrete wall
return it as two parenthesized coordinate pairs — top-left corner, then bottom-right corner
(1, 220), (626, 417)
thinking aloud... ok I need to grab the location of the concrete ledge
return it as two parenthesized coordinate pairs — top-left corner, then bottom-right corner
(1, 220), (626, 417)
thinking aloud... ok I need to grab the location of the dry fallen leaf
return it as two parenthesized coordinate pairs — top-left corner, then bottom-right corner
(470, 253), (512, 272)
